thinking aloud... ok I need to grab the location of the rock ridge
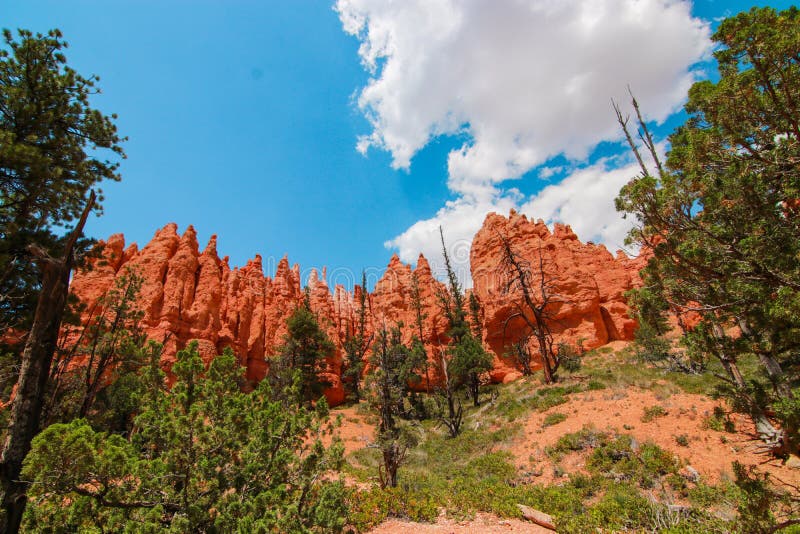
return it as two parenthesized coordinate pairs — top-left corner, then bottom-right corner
(65, 212), (645, 405)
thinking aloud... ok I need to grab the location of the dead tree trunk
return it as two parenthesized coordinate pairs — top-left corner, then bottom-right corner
(439, 350), (462, 437)
(0, 192), (95, 534)
(498, 234), (562, 383)
(710, 322), (786, 452)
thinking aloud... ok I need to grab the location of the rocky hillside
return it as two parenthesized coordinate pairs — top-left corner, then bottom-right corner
(66, 211), (646, 406)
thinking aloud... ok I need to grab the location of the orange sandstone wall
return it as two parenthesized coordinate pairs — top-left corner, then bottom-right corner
(470, 211), (646, 383)
(66, 212), (645, 405)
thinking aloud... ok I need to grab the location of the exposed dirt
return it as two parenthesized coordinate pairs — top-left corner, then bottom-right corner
(504, 387), (800, 487)
(335, 346), (800, 533)
(368, 512), (553, 533)
(331, 403), (375, 455)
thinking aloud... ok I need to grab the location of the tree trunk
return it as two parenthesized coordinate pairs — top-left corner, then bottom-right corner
(535, 329), (554, 384)
(0, 193), (94, 534)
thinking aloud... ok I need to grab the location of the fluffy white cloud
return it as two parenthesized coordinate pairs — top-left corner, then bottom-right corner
(384, 189), (520, 282)
(520, 158), (641, 253)
(386, 160), (639, 285)
(337, 0), (711, 282)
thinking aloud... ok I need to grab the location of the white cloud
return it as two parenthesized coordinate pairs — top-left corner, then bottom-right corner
(387, 160), (640, 286)
(520, 159), (641, 253)
(384, 189), (520, 283)
(337, 0), (711, 282)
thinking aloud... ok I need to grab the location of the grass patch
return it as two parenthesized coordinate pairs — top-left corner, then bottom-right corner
(493, 382), (583, 422)
(542, 412), (567, 427)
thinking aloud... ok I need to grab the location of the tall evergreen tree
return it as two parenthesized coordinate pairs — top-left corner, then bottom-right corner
(273, 300), (335, 406)
(409, 270), (431, 392)
(343, 271), (371, 402)
(0, 29), (124, 531)
(615, 6), (800, 455)
(367, 325), (415, 487)
(0, 28), (124, 336)
(437, 230), (492, 409)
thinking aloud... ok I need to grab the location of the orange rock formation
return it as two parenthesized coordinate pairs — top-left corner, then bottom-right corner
(470, 211), (646, 383)
(65, 212), (646, 405)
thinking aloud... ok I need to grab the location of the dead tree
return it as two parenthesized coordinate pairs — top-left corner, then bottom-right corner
(498, 233), (565, 384)
(369, 325), (410, 487)
(0, 192), (95, 533)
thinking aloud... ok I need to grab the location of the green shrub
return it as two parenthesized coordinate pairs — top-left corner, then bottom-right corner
(703, 406), (736, 433)
(587, 436), (678, 488)
(542, 412), (567, 427)
(546, 426), (608, 460)
(558, 342), (582, 373)
(641, 404), (668, 422)
(675, 434), (690, 447)
(688, 482), (739, 508)
(347, 486), (439, 531)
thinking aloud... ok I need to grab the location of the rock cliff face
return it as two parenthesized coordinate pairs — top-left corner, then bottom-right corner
(66, 212), (645, 405)
(470, 211), (646, 384)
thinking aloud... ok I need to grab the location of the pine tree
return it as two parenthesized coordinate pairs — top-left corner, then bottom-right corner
(343, 271), (371, 402)
(615, 6), (800, 455)
(367, 325), (414, 487)
(273, 300), (335, 406)
(20, 342), (347, 531)
(0, 29), (124, 336)
(0, 28), (124, 530)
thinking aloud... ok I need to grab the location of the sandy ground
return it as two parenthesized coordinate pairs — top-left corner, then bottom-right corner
(368, 512), (553, 533)
(331, 403), (375, 455)
(505, 387), (800, 487)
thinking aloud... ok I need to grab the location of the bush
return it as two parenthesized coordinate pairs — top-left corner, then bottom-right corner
(558, 343), (582, 373)
(703, 406), (736, 433)
(546, 426), (608, 460)
(587, 435), (678, 488)
(641, 405), (668, 422)
(543, 412), (568, 427)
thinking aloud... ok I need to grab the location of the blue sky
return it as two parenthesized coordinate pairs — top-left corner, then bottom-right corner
(4, 0), (795, 289)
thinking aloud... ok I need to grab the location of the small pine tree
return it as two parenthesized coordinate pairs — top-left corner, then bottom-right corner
(343, 271), (371, 402)
(449, 332), (493, 408)
(273, 300), (335, 406)
(368, 325), (415, 487)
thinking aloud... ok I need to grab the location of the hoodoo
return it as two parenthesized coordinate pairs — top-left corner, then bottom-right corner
(65, 211), (644, 405)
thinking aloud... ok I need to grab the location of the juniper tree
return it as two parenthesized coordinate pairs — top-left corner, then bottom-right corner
(273, 300), (335, 407)
(615, 6), (800, 455)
